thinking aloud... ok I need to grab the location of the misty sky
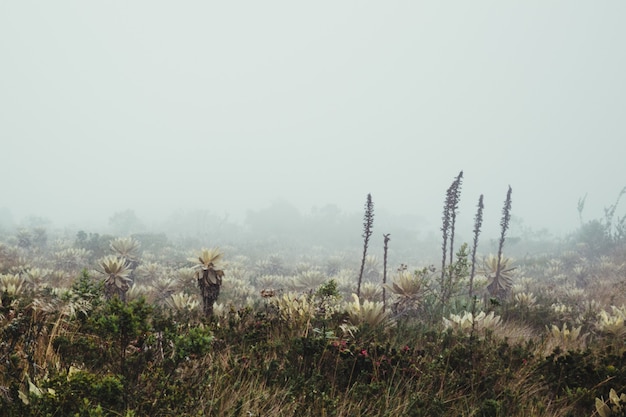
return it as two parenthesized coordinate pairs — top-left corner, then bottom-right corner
(1, 2), (625, 236)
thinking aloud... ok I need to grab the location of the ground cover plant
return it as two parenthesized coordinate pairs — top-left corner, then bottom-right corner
(1, 178), (626, 416)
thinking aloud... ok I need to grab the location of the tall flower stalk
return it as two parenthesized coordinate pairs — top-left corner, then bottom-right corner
(382, 233), (390, 312)
(439, 171), (463, 310)
(440, 171), (463, 283)
(489, 186), (512, 299)
(447, 171), (463, 266)
(357, 194), (374, 299)
(469, 194), (484, 298)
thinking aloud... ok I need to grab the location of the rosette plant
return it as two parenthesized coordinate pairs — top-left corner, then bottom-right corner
(189, 248), (225, 316)
(481, 254), (515, 299)
(99, 255), (133, 301)
(109, 237), (141, 269)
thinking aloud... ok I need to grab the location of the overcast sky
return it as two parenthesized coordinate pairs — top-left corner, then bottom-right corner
(1, 2), (625, 236)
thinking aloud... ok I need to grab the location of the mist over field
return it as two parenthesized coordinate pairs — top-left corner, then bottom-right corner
(2, 2), (625, 241)
(5, 5), (626, 415)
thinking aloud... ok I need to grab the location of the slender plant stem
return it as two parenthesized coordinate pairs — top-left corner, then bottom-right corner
(357, 193), (374, 299)
(469, 194), (484, 298)
(494, 186), (512, 297)
(382, 233), (390, 312)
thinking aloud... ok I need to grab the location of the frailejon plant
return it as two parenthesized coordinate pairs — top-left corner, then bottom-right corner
(482, 254), (515, 300)
(596, 388), (626, 417)
(272, 292), (316, 336)
(360, 282), (382, 302)
(596, 307), (626, 339)
(109, 237), (141, 268)
(189, 248), (224, 317)
(23, 267), (53, 292)
(166, 292), (200, 313)
(357, 193), (374, 299)
(98, 255), (132, 302)
(346, 293), (391, 330)
(546, 323), (586, 352)
(134, 261), (162, 283)
(0, 273), (25, 297)
(442, 310), (502, 336)
(55, 247), (91, 274)
(513, 292), (537, 309)
(388, 268), (423, 310)
(150, 277), (179, 305)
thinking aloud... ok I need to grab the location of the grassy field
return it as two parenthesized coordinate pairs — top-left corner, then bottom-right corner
(1, 205), (626, 416)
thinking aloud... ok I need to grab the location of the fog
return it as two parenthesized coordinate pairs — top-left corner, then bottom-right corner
(2, 2), (625, 240)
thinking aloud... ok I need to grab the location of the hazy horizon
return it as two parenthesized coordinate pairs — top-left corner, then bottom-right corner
(2, 2), (625, 238)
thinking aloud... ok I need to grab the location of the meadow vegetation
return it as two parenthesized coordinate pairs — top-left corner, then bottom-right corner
(1, 181), (626, 416)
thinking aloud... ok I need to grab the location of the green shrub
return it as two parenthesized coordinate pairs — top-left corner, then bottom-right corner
(28, 371), (124, 417)
(174, 325), (214, 362)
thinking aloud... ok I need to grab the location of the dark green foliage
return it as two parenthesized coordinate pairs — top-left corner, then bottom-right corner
(433, 243), (470, 321)
(92, 297), (152, 383)
(33, 371), (125, 417)
(479, 399), (502, 417)
(173, 325), (213, 362)
(315, 278), (340, 301)
(53, 334), (107, 369)
(70, 269), (104, 316)
(9, 180), (626, 416)
(537, 347), (626, 414)
(74, 231), (116, 262)
(36, 296), (218, 416)
(72, 269), (103, 300)
(5, 279), (625, 417)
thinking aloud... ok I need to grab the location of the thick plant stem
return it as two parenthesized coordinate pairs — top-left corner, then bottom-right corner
(198, 266), (223, 316)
